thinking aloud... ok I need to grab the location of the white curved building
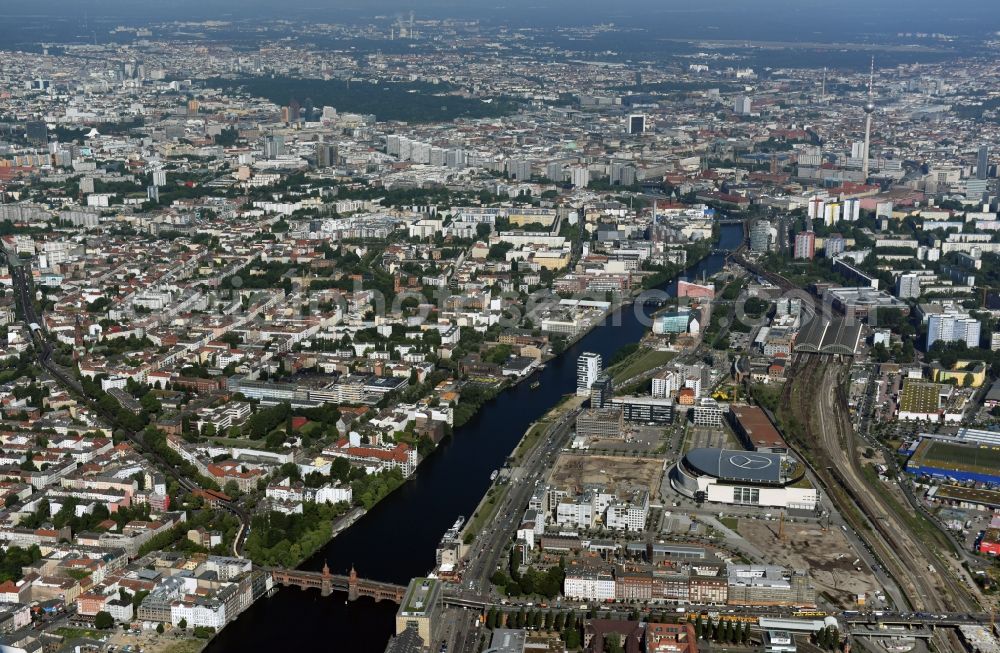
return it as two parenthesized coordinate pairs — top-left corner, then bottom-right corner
(670, 448), (818, 510)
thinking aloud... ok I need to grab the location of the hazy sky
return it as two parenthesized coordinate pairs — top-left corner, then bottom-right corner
(4, 0), (999, 45)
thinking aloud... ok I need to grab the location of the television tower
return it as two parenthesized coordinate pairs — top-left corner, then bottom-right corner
(862, 57), (876, 181)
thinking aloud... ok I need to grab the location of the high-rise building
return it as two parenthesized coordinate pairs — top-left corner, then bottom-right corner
(577, 352), (603, 397)
(927, 313), (981, 348)
(610, 162), (636, 186)
(445, 148), (465, 168)
(862, 59), (876, 180)
(263, 134), (284, 159)
(749, 220), (774, 253)
(842, 198), (861, 222)
(895, 274), (921, 299)
(316, 144), (338, 168)
(152, 170), (167, 187)
(386, 135), (401, 156)
(508, 159), (532, 181)
(793, 231), (815, 260)
(25, 121), (48, 145)
(589, 373), (614, 409)
(570, 166), (590, 188)
(734, 95), (752, 115)
(628, 114), (646, 134)
(978, 145), (989, 181)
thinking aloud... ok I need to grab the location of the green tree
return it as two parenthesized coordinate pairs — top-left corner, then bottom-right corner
(94, 611), (113, 629)
(605, 632), (624, 653)
(564, 626), (581, 649)
(156, 623), (165, 634)
(179, 618), (188, 630)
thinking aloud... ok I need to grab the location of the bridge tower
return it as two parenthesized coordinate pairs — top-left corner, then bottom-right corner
(320, 561), (333, 597)
(347, 565), (359, 601)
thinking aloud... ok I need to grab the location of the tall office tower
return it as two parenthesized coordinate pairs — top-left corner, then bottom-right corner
(263, 134), (284, 159)
(628, 114), (646, 134)
(978, 145), (989, 181)
(862, 58), (876, 181)
(589, 373), (614, 409)
(25, 121), (48, 145)
(749, 220), (774, 253)
(577, 352), (603, 397)
(152, 170), (167, 187)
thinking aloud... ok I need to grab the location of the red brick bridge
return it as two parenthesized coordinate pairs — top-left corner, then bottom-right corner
(269, 563), (407, 602)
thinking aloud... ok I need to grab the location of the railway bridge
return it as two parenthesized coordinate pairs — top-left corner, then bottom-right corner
(270, 564), (407, 602)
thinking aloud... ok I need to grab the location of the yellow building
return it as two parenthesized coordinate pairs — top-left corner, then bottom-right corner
(395, 578), (441, 644)
(508, 208), (557, 228)
(932, 360), (986, 388)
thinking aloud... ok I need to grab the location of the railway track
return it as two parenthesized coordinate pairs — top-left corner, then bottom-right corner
(783, 353), (976, 615)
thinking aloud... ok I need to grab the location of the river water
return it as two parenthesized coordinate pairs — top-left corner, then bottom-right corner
(205, 223), (743, 652)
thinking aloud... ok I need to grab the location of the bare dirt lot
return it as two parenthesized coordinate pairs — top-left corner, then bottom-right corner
(738, 520), (882, 608)
(549, 454), (664, 494)
(107, 629), (207, 653)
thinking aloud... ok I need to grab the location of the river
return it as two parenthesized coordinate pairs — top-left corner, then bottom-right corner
(205, 222), (744, 652)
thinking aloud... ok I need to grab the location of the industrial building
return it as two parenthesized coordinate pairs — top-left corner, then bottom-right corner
(729, 405), (788, 453)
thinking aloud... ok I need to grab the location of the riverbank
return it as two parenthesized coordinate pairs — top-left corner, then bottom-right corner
(202, 223), (744, 653)
(253, 235), (722, 570)
(461, 394), (586, 546)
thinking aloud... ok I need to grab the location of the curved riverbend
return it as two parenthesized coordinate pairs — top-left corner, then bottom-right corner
(205, 223), (743, 652)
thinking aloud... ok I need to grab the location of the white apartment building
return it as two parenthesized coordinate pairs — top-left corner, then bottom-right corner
(563, 570), (616, 601)
(171, 599), (226, 629)
(927, 313), (981, 348)
(652, 371), (677, 399)
(577, 352), (603, 397)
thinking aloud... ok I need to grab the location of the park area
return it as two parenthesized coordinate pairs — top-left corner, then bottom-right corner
(609, 346), (675, 383)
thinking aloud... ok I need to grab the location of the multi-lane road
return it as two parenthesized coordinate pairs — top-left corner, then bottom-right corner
(461, 404), (581, 593)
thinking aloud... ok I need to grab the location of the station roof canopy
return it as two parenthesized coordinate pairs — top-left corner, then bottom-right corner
(794, 316), (861, 355)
